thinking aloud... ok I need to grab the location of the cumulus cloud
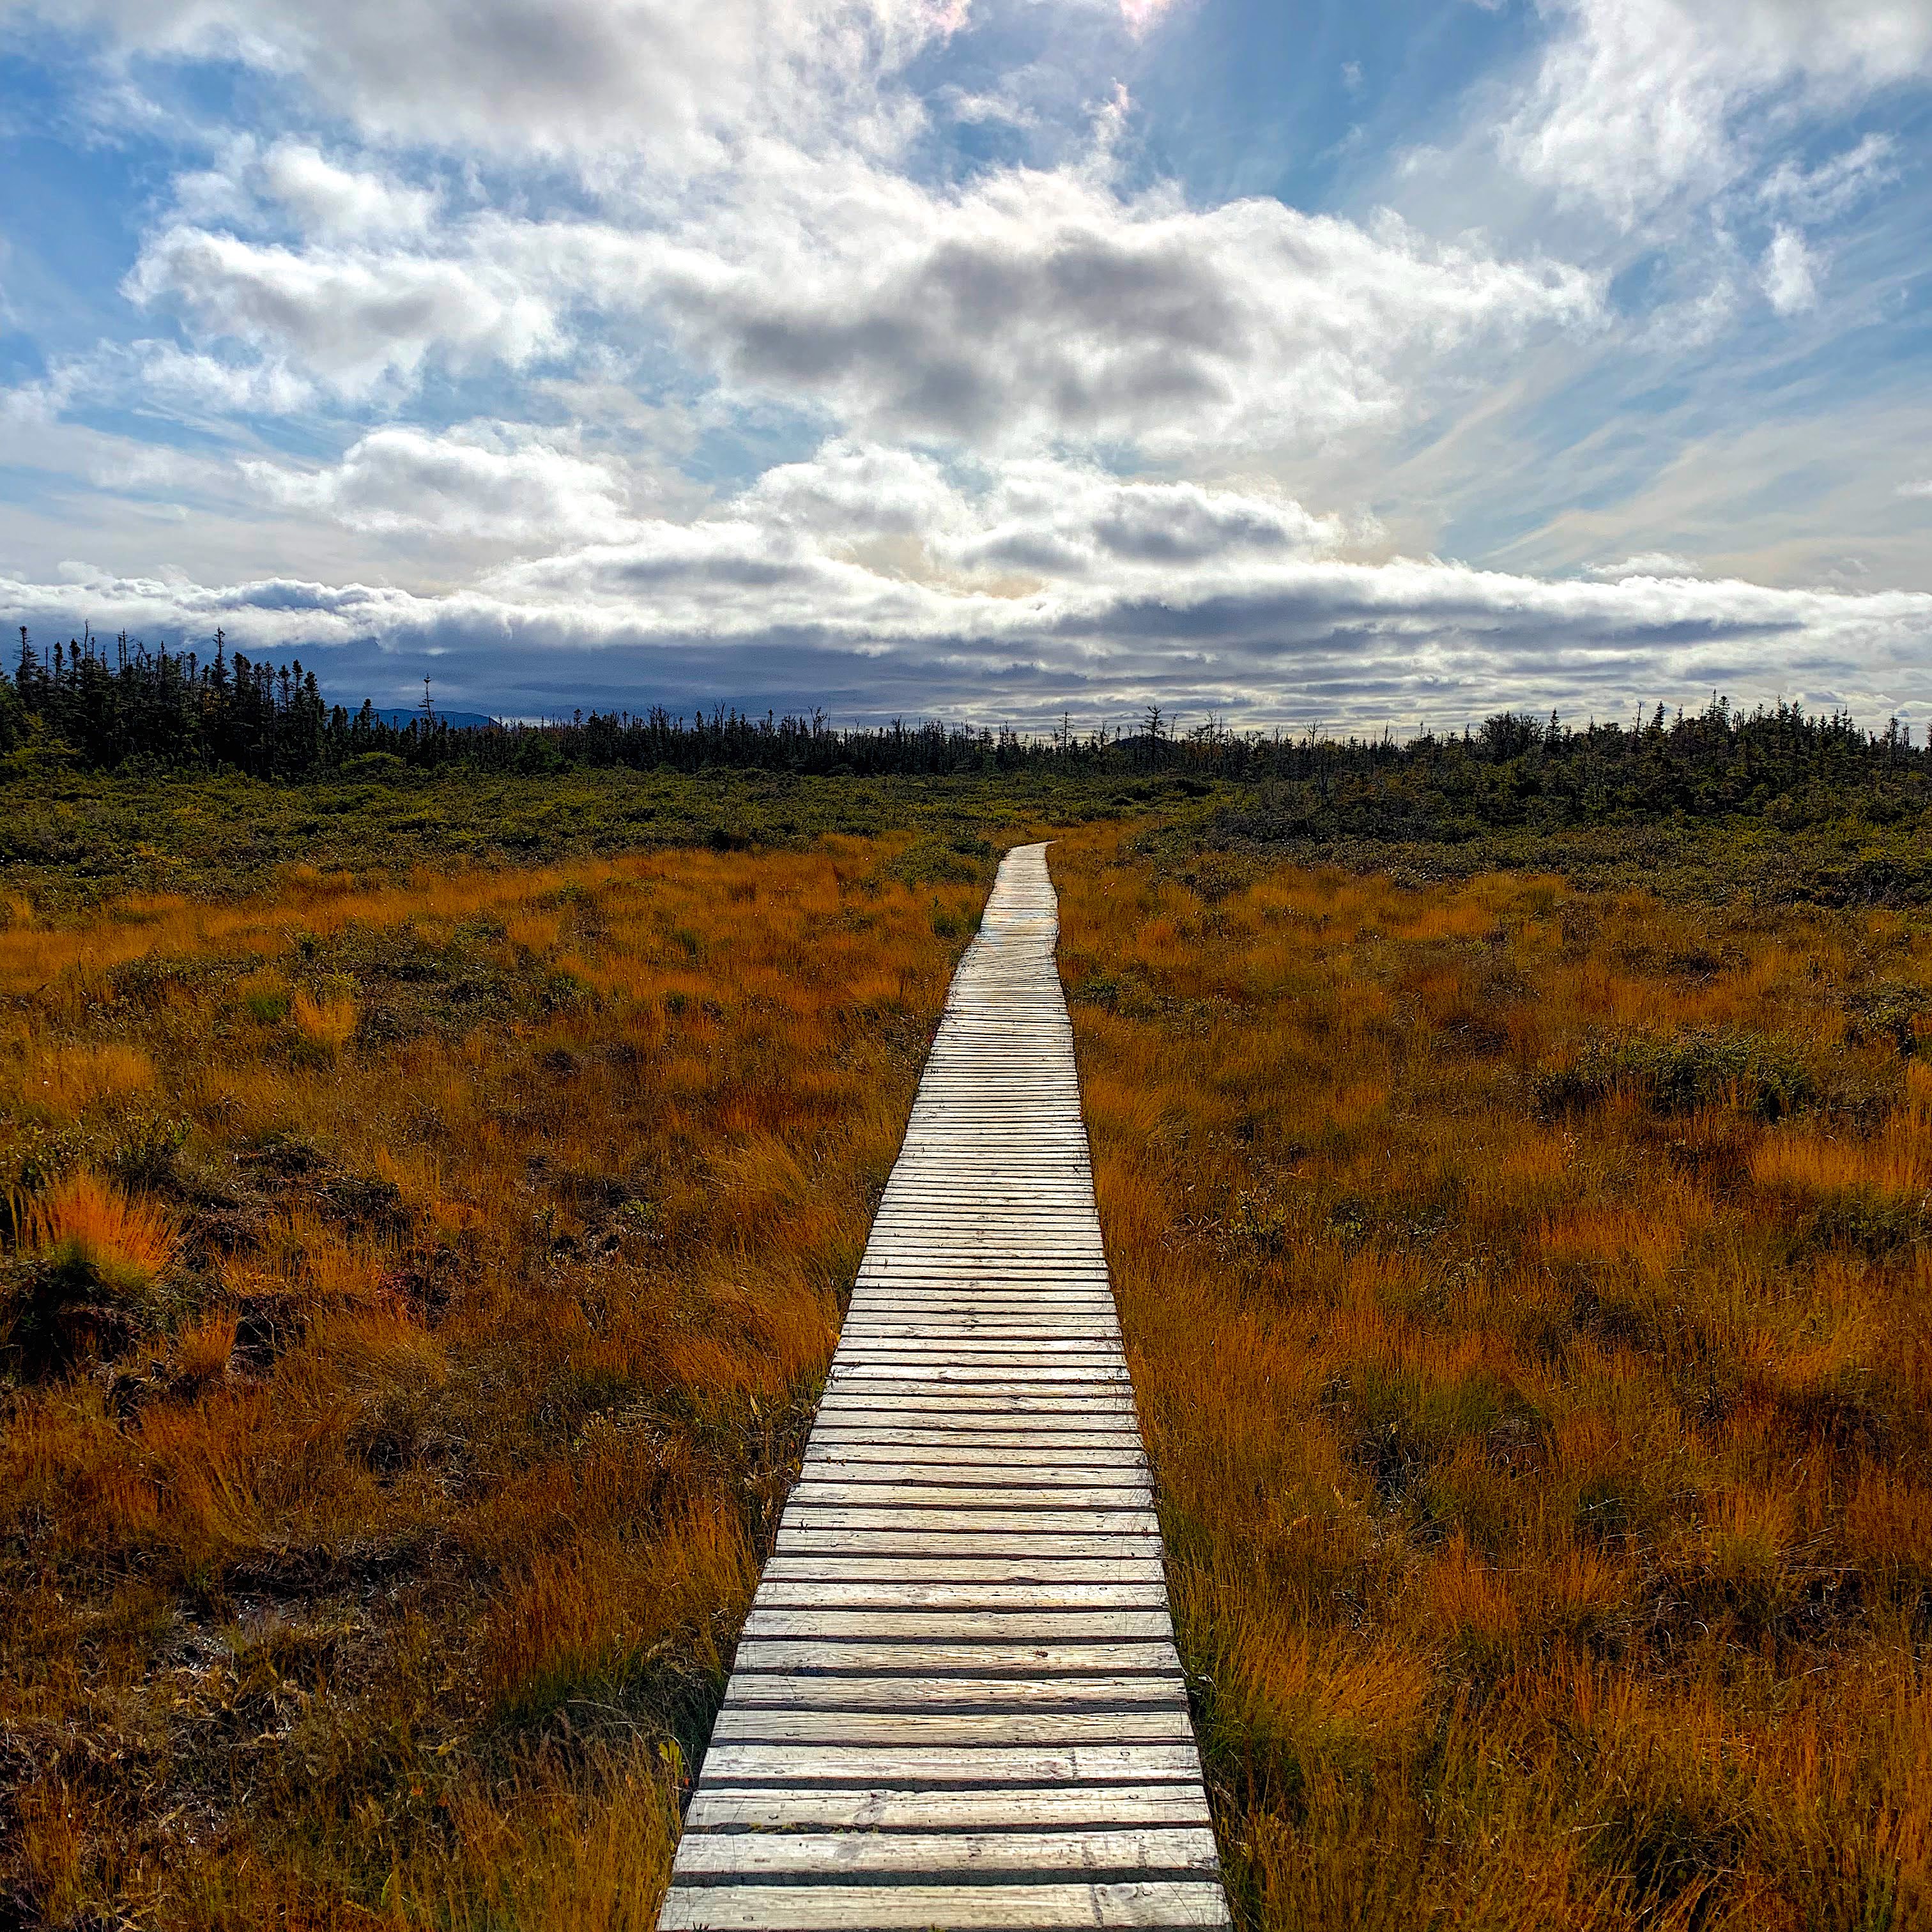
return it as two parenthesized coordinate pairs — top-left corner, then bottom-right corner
(5, 0), (955, 159)
(1501, 0), (1932, 226)
(11, 0), (1605, 459)
(640, 165), (1601, 454)
(256, 144), (440, 239)
(10, 447), (1929, 728)
(123, 224), (561, 397)
(4, 0), (1927, 733)
(100, 142), (1599, 448)
(730, 441), (1356, 586)
(1587, 551), (1702, 579)
(242, 426), (636, 542)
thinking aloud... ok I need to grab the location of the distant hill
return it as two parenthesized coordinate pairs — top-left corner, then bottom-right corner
(370, 708), (499, 730)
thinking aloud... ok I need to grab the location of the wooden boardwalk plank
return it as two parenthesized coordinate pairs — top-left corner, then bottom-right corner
(671, 1828), (1220, 1877)
(657, 844), (1229, 1932)
(685, 1786), (1212, 1832)
(728, 1640), (1183, 1675)
(659, 1882), (1230, 1930)
(720, 1675), (1188, 1710)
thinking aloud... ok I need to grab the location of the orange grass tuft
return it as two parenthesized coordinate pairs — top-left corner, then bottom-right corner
(19, 1168), (178, 1293)
(174, 1310), (238, 1387)
(289, 986), (358, 1053)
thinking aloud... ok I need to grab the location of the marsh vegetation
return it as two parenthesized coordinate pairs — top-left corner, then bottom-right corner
(1059, 825), (1931, 1929)
(1, 832), (993, 1925)
(4, 742), (1930, 1928)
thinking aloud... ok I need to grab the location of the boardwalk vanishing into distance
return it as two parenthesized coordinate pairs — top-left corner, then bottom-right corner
(658, 842), (1231, 1931)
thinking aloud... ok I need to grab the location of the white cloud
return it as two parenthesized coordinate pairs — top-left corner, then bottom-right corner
(5, 542), (1929, 729)
(1760, 225), (1820, 314)
(1587, 551), (1701, 579)
(730, 441), (1356, 586)
(735, 441), (966, 544)
(241, 425), (636, 542)
(123, 225), (561, 397)
(95, 132), (1601, 450)
(1760, 132), (1900, 224)
(636, 163), (1602, 454)
(1117, 0), (1181, 34)
(1632, 273), (1740, 353)
(937, 86), (1039, 129)
(256, 143), (440, 239)
(2, 339), (317, 422)
(13, 0), (1606, 459)
(5, 0), (1928, 732)
(12, 430), (1928, 728)
(6, 0), (956, 160)
(1501, 0), (1932, 226)
(1899, 479), (1932, 498)
(8, 0), (1593, 461)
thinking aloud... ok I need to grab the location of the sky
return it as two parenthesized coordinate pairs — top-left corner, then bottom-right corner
(0, 0), (1929, 731)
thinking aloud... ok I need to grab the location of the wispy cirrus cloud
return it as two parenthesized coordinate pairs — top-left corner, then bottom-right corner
(1499, 0), (1932, 227)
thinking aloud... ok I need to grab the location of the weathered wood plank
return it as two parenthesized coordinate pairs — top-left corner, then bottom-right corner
(727, 1640), (1183, 1676)
(757, 1556), (1167, 1583)
(801, 1441), (1147, 1466)
(720, 1675), (1187, 1711)
(749, 1581), (1169, 1611)
(796, 1464), (1150, 1489)
(768, 1510), (1160, 1537)
(788, 1482), (1153, 1510)
(814, 1392), (1141, 1414)
(670, 1827), (1220, 1878)
(709, 1708), (1199, 1747)
(772, 1531), (1168, 1560)
(694, 1742), (1206, 1784)
(684, 1786), (1212, 1833)
(659, 1882), (1230, 1930)
(740, 1609), (1175, 1641)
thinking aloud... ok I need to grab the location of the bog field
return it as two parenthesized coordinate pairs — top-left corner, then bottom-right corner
(3, 754), (1930, 1929)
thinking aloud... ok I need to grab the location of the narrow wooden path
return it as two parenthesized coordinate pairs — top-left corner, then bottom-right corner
(658, 843), (1230, 1931)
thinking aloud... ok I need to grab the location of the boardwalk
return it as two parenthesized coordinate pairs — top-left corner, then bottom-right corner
(658, 843), (1230, 1931)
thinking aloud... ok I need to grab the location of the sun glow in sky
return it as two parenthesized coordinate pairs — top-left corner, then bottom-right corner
(1, 0), (1929, 727)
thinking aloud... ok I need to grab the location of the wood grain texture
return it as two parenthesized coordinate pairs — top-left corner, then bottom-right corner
(657, 844), (1230, 1932)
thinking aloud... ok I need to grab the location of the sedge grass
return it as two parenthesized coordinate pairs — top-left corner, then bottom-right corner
(1055, 825), (1932, 1931)
(0, 832), (992, 1927)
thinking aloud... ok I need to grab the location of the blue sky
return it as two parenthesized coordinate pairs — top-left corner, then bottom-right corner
(1, 0), (1929, 729)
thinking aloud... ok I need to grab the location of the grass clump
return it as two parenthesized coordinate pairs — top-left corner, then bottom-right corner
(1535, 1027), (1817, 1121)
(5, 1169), (181, 1375)
(19, 1167), (179, 1293)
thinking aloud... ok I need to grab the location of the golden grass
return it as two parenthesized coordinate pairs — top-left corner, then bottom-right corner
(19, 1167), (179, 1293)
(13, 1038), (157, 1114)
(290, 987), (359, 1054)
(1055, 827), (1932, 1930)
(0, 832), (990, 1926)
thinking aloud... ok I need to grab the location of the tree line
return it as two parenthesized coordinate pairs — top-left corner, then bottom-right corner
(3, 625), (1928, 830)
